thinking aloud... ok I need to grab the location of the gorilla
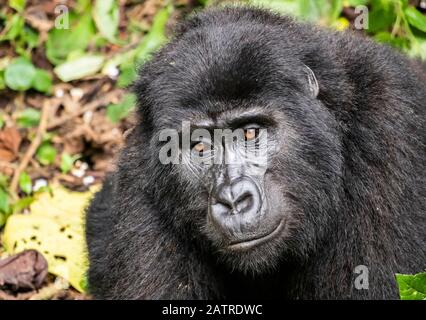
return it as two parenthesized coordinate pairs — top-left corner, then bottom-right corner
(86, 7), (426, 299)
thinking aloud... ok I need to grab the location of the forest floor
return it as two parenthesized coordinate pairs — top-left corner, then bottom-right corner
(0, 0), (196, 300)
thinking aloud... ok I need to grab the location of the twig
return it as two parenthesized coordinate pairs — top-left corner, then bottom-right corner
(29, 277), (69, 300)
(9, 100), (50, 196)
(47, 90), (123, 130)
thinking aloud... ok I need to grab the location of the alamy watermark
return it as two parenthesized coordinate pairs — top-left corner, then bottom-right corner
(54, 4), (69, 30)
(354, 265), (369, 290)
(158, 121), (269, 175)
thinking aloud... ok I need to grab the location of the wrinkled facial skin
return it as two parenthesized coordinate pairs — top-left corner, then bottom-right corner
(184, 122), (284, 251)
(150, 96), (342, 274)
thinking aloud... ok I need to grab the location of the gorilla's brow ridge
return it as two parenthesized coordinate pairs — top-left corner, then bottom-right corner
(173, 108), (279, 133)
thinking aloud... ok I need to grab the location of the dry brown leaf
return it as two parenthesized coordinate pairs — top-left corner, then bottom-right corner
(0, 127), (22, 161)
(0, 250), (48, 291)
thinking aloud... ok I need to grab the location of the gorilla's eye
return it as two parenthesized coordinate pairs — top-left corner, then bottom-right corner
(244, 128), (258, 141)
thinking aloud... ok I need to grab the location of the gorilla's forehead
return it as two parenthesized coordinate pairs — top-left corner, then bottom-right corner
(145, 26), (305, 105)
(136, 14), (313, 132)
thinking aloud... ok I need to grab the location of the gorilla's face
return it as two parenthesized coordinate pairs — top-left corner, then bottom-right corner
(176, 107), (287, 252)
(136, 26), (343, 273)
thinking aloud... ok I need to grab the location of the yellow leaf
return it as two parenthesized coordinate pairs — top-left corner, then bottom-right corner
(333, 17), (350, 31)
(2, 185), (98, 292)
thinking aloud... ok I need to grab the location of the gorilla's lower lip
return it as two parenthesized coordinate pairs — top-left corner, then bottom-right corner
(226, 219), (285, 251)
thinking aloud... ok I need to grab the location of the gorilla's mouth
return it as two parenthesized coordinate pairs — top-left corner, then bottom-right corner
(226, 219), (286, 251)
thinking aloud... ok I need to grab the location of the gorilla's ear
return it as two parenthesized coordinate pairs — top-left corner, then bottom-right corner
(303, 64), (319, 98)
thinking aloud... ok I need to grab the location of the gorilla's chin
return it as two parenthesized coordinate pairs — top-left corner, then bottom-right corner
(216, 236), (287, 275)
(207, 214), (290, 275)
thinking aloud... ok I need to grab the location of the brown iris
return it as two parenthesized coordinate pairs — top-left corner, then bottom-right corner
(193, 142), (205, 153)
(244, 128), (257, 141)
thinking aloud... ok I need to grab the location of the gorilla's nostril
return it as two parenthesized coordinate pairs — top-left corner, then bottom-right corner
(214, 199), (232, 211)
(211, 180), (261, 217)
(235, 193), (253, 213)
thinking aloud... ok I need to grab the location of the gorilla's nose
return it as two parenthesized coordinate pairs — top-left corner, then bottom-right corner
(210, 178), (261, 217)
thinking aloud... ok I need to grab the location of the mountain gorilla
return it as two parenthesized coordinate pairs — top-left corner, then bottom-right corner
(86, 7), (426, 299)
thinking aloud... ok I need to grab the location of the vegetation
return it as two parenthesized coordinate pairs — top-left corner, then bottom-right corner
(0, 0), (424, 300)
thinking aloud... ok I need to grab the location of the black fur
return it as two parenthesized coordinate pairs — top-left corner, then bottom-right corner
(86, 7), (426, 299)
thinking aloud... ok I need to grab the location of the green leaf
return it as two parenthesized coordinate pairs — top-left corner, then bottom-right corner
(117, 62), (137, 88)
(0, 14), (24, 41)
(330, 0), (344, 22)
(0, 213), (5, 228)
(54, 55), (105, 82)
(134, 6), (172, 64)
(9, 0), (26, 12)
(0, 113), (4, 129)
(12, 196), (34, 214)
(405, 7), (426, 33)
(248, 0), (299, 16)
(32, 69), (52, 93)
(107, 94), (136, 123)
(46, 12), (95, 65)
(4, 57), (36, 91)
(375, 32), (409, 50)
(367, 2), (396, 34)
(101, 48), (137, 76)
(0, 73), (5, 91)
(19, 172), (32, 195)
(299, 0), (327, 22)
(76, 0), (91, 12)
(0, 188), (10, 214)
(92, 0), (120, 43)
(346, 0), (368, 6)
(20, 26), (39, 49)
(36, 142), (57, 166)
(408, 37), (426, 60)
(17, 107), (41, 128)
(60, 153), (79, 174)
(396, 272), (426, 300)
(0, 174), (9, 189)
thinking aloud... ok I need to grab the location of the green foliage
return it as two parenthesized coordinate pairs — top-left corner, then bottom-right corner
(0, 174), (11, 228)
(396, 272), (426, 300)
(17, 107), (40, 128)
(92, 0), (120, 43)
(4, 57), (36, 91)
(111, 6), (172, 88)
(32, 69), (52, 94)
(9, 0), (26, 12)
(60, 153), (80, 174)
(11, 1), (170, 87)
(107, 94), (136, 123)
(405, 6), (426, 33)
(0, 172), (34, 228)
(4, 58), (52, 92)
(0, 188), (9, 227)
(36, 142), (57, 166)
(54, 54), (105, 82)
(18, 172), (32, 195)
(242, 0), (426, 60)
(46, 12), (96, 65)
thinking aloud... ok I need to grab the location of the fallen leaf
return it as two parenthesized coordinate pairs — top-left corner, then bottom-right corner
(54, 55), (105, 82)
(0, 127), (22, 161)
(0, 250), (48, 291)
(3, 185), (99, 292)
